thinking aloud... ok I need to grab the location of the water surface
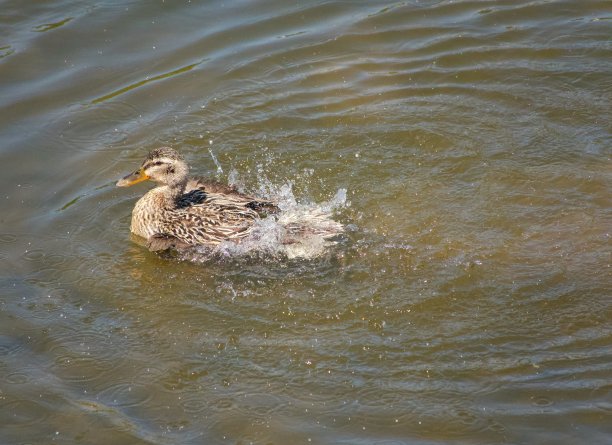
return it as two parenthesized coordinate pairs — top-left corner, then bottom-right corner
(1, 1), (611, 444)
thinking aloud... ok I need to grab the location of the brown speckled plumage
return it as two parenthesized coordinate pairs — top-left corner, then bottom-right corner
(117, 147), (277, 251)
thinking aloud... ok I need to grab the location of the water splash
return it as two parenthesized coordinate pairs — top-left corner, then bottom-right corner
(208, 144), (224, 175)
(183, 174), (348, 262)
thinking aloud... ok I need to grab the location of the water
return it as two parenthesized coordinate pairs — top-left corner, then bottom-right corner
(1, 0), (611, 443)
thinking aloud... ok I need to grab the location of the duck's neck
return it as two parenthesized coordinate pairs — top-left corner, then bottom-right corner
(159, 181), (187, 208)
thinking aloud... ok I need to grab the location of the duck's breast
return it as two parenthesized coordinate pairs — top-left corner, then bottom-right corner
(129, 189), (167, 239)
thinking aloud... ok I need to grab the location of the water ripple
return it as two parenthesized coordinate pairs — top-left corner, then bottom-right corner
(0, 234), (17, 243)
(0, 335), (23, 357)
(97, 382), (152, 408)
(0, 400), (49, 427)
(1, 0), (610, 444)
(91, 60), (205, 105)
(33, 17), (73, 32)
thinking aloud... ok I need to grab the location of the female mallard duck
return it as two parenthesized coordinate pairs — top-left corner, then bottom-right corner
(116, 147), (278, 251)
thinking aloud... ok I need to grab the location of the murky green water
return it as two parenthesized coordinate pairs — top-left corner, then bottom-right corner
(1, 1), (611, 443)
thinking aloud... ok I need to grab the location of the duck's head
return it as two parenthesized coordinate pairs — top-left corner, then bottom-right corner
(116, 147), (189, 188)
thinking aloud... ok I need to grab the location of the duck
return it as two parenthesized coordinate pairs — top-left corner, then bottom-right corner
(116, 147), (279, 252)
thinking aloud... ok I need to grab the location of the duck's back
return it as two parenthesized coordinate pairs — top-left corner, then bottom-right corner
(187, 178), (278, 213)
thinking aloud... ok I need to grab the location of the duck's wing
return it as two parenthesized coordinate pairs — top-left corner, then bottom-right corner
(186, 177), (279, 215)
(158, 202), (259, 247)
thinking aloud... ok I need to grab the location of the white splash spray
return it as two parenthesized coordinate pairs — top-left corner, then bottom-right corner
(208, 142), (224, 176)
(189, 170), (348, 261)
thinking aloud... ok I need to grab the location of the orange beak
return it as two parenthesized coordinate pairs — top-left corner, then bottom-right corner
(116, 169), (150, 187)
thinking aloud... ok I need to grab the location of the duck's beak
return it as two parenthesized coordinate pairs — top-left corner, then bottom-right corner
(116, 169), (150, 187)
